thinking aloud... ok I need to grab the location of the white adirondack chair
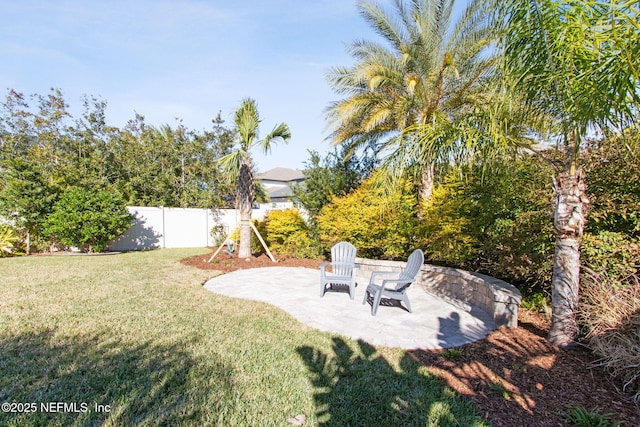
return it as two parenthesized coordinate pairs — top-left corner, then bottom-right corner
(362, 249), (424, 315)
(320, 242), (358, 299)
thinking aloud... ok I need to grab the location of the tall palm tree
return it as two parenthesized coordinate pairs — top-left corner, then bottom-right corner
(218, 98), (291, 259)
(495, 0), (639, 347)
(326, 0), (498, 202)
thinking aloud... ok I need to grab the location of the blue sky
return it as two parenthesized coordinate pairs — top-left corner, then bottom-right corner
(0, 0), (378, 172)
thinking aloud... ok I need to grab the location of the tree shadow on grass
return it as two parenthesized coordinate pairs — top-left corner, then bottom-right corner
(297, 337), (486, 426)
(0, 329), (234, 426)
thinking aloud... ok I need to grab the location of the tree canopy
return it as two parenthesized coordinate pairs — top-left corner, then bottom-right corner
(0, 88), (236, 252)
(326, 0), (500, 201)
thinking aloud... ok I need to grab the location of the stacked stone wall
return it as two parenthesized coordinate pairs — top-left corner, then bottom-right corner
(355, 258), (521, 328)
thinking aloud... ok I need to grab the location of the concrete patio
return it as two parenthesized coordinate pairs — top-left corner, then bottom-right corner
(203, 266), (495, 350)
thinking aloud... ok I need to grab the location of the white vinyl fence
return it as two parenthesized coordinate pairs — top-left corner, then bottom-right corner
(108, 206), (273, 251)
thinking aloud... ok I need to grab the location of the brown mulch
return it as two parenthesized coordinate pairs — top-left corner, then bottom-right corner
(182, 249), (640, 426)
(181, 249), (325, 272)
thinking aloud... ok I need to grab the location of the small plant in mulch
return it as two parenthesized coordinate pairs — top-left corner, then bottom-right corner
(562, 405), (620, 427)
(441, 348), (462, 360)
(488, 380), (513, 400)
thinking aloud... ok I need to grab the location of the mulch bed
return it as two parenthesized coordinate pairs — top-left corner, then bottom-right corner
(182, 249), (640, 426)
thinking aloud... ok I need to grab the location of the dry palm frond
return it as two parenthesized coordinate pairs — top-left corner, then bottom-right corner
(578, 270), (640, 401)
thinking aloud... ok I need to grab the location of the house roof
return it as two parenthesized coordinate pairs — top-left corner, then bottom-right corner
(268, 186), (294, 198)
(257, 167), (305, 183)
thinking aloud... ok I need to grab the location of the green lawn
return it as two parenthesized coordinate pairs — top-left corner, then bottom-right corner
(0, 248), (487, 426)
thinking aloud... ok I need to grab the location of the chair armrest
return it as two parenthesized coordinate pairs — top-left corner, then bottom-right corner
(379, 277), (413, 292)
(370, 270), (400, 277)
(369, 271), (400, 284)
(319, 262), (330, 274)
(350, 264), (359, 278)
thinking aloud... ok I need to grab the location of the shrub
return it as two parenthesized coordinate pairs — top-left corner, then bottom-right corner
(44, 187), (133, 252)
(581, 232), (640, 278)
(469, 155), (556, 289)
(585, 131), (640, 236)
(416, 156), (556, 289)
(0, 158), (59, 253)
(577, 271), (640, 401)
(210, 224), (227, 247)
(316, 175), (417, 259)
(256, 209), (320, 258)
(0, 223), (18, 257)
(417, 174), (478, 264)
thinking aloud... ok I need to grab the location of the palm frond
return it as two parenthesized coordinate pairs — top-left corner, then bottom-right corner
(327, 0), (512, 197)
(358, 0), (409, 50)
(216, 150), (246, 184)
(234, 98), (260, 150)
(261, 123), (291, 154)
(496, 0), (640, 141)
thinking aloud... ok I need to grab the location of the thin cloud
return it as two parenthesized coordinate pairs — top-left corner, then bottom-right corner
(1, 0), (377, 171)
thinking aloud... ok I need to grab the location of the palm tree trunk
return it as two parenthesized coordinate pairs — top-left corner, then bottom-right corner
(237, 160), (254, 259)
(417, 162), (435, 216)
(548, 168), (588, 347)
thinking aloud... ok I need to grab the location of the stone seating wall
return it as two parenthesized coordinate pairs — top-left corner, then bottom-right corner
(355, 257), (522, 328)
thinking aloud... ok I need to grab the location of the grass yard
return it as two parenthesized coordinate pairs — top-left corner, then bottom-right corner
(0, 249), (486, 426)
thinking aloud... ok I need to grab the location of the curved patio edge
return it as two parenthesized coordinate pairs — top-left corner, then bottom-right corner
(355, 257), (522, 328)
(203, 266), (495, 350)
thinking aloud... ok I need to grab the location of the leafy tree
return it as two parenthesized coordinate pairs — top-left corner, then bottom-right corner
(326, 0), (499, 202)
(112, 114), (184, 206)
(218, 98), (291, 258)
(292, 147), (375, 220)
(27, 89), (77, 183)
(44, 186), (132, 252)
(0, 88), (78, 184)
(68, 94), (121, 188)
(0, 89), (35, 163)
(581, 131), (640, 278)
(0, 158), (58, 253)
(191, 112), (237, 207)
(463, 153), (557, 287)
(414, 152), (557, 288)
(495, 0), (640, 346)
(111, 114), (234, 208)
(0, 88), (237, 257)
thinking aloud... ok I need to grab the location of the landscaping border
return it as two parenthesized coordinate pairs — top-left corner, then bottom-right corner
(355, 257), (522, 328)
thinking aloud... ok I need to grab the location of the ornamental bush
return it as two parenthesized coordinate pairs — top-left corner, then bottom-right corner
(416, 173), (479, 265)
(316, 175), (417, 259)
(44, 187), (133, 252)
(0, 223), (19, 257)
(256, 208), (320, 258)
(462, 155), (557, 289)
(584, 131), (640, 236)
(577, 271), (640, 401)
(581, 231), (640, 278)
(415, 156), (556, 290)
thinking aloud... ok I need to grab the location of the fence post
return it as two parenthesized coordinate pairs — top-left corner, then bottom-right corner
(161, 206), (166, 248)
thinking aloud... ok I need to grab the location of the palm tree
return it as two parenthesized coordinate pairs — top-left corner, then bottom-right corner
(495, 0), (639, 347)
(326, 0), (498, 202)
(218, 98), (291, 259)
